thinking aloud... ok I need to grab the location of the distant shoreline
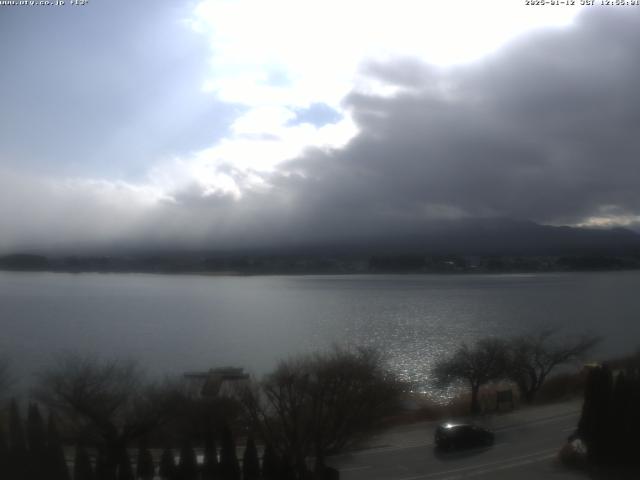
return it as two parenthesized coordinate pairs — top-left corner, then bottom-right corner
(2, 265), (640, 277)
(2, 251), (640, 276)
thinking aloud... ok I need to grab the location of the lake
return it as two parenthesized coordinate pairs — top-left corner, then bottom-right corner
(1, 271), (639, 398)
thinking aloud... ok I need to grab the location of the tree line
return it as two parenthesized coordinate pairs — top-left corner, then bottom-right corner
(0, 401), (68, 480)
(0, 400), (299, 480)
(433, 330), (599, 414)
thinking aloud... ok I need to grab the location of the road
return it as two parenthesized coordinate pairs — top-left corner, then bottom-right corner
(329, 402), (586, 480)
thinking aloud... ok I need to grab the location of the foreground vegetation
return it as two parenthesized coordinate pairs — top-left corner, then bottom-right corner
(0, 348), (402, 480)
(0, 331), (629, 479)
(576, 353), (640, 467)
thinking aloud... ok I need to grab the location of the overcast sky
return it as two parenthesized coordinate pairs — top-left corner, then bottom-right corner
(1, 1), (639, 253)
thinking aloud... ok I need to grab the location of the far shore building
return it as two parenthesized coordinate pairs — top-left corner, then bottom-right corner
(183, 367), (250, 399)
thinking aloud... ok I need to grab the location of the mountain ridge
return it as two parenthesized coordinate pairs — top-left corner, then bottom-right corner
(1, 218), (639, 273)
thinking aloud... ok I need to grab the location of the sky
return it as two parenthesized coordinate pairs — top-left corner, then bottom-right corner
(1, 0), (640, 253)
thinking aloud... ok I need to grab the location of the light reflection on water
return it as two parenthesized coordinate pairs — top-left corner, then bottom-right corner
(281, 272), (640, 401)
(1, 271), (639, 400)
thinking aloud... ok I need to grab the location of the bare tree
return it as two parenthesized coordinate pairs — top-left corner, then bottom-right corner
(239, 347), (403, 477)
(434, 338), (509, 414)
(34, 353), (181, 476)
(506, 330), (599, 404)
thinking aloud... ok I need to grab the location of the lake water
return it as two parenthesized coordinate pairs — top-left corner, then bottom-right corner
(1, 271), (639, 398)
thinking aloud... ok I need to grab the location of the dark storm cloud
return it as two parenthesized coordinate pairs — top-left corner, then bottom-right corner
(0, 0), (241, 180)
(253, 8), (640, 240)
(2, 7), (640, 252)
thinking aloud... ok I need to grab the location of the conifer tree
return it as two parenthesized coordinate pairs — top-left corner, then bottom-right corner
(609, 372), (631, 463)
(9, 399), (28, 480)
(593, 365), (613, 464)
(577, 365), (613, 464)
(203, 432), (219, 480)
(629, 371), (640, 466)
(136, 439), (155, 480)
(279, 453), (295, 480)
(27, 403), (47, 479)
(0, 424), (9, 477)
(177, 440), (198, 480)
(578, 367), (597, 439)
(47, 413), (71, 480)
(260, 444), (279, 480)
(219, 425), (240, 480)
(74, 445), (95, 480)
(26, 404), (47, 454)
(242, 436), (260, 480)
(95, 446), (117, 480)
(158, 448), (176, 480)
(116, 449), (135, 480)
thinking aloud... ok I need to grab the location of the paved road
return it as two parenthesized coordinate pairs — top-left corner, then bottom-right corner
(329, 403), (586, 479)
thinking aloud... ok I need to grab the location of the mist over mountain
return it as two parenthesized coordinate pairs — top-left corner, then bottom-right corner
(237, 217), (640, 258)
(364, 218), (640, 257)
(2, 218), (639, 274)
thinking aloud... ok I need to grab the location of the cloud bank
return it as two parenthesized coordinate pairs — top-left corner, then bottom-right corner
(2, 8), (640, 253)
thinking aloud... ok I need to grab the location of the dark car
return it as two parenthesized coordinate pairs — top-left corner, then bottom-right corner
(435, 423), (494, 450)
